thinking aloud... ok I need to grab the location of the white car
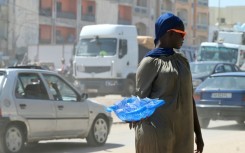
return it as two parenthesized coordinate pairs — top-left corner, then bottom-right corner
(0, 65), (113, 153)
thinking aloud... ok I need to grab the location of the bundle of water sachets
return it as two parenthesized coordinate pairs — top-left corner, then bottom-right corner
(106, 96), (165, 122)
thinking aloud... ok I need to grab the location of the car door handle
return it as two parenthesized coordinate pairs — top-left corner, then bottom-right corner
(58, 105), (64, 110)
(19, 104), (26, 109)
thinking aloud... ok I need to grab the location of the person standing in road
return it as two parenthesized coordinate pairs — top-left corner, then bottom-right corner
(60, 58), (68, 75)
(133, 13), (204, 153)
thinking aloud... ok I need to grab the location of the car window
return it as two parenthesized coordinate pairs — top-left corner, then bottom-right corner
(16, 73), (49, 100)
(43, 74), (79, 102)
(0, 71), (6, 94)
(190, 63), (216, 74)
(198, 76), (244, 90)
(223, 64), (233, 72)
(215, 65), (225, 73)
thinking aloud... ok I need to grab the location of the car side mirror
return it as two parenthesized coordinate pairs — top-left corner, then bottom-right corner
(119, 39), (127, 59)
(81, 93), (88, 101)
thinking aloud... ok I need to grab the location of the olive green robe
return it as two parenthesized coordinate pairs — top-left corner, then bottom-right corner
(135, 52), (194, 153)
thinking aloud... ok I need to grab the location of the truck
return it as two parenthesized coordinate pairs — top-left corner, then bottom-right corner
(197, 41), (245, 68)
(73, 24), (154, 96)
(212, 30), (245, 45)
(197, 30), (245, 69)
(26, 44), (74, 71)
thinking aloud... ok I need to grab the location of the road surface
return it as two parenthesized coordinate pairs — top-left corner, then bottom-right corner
(24, 95), (245, 153)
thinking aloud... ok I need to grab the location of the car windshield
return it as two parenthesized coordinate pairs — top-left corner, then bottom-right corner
(0, 71), (5, 82)
(197, 46), (238, 64)
(190, 63), (216, 75)
(198, 76), (245, 90)
(0, 71), (6, 93)
(76, 38), (117, 56)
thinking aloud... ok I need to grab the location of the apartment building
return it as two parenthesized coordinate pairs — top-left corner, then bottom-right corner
(38, 0), (158, 44)
(0, 1), (8, 57)
(4, 0), (209, 59)
(175, 0), (209, 46)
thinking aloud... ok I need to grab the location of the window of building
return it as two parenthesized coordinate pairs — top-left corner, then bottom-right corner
(198, 0), (208, 6)
(198, 13), (208, 25)
(136, 0), (147, 7)
(56, 2), (62, 12)
(88, 5), (94, 14)
(177, 0), (188, 3)
(177, 9), (188, 26)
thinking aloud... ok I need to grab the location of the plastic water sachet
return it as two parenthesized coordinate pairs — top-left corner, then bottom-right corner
(106, 96), (165, 122)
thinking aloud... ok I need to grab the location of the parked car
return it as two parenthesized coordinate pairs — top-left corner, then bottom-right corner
(193, 72), (245, 128)
(0, 65), (113, 153)
(190, 61), (241, 89)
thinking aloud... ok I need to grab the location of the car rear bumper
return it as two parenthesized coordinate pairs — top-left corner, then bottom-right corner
(196, 104), (245, 120)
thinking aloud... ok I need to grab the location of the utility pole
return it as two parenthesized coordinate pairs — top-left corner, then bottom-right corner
(193, 0), (197, 46)
(217, 0), (220, 29)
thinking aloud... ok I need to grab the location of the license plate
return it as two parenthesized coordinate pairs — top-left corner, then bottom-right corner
(105, 80), (118, 86)
(211, 93), (232, 98)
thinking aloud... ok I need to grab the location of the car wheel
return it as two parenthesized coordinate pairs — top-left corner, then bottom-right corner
(200, 118), (210, 129)
(124, 79), (135, 96)
(0, 124), (25, 153)
(86, 115), (109, 146)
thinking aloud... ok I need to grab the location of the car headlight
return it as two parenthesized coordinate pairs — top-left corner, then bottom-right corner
(192, 79), (202, 88)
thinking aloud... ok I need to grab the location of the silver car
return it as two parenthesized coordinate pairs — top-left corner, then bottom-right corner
(0, 66), (113, 153)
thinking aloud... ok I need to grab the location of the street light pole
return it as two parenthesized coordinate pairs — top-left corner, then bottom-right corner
(217, 0), (220, 29)
(193, 0), (197, 45)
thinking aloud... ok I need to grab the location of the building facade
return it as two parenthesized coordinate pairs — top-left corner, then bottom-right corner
(209, 6), (245, 41)
(2, 0), (209, 61)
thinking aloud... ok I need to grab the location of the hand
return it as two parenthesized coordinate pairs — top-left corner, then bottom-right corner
(125, 121), (138, 130)
(195, 134), (204, 153)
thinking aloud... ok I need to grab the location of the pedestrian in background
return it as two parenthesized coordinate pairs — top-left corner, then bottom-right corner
(134, 13), (204, 153)
(60, 58), (68, 75)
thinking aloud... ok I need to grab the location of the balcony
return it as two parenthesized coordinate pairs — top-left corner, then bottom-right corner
(118, 19), (132, 25)
(134, 6), (149, 17)
(177, 0), (188, 2)
(196, 24), (208, 30)
(55, 18), (76, 28)
(81, 14), (96, 22)
(39, 39), (51, 44)
(198, 0), (208, 6)
(39, 8), (52, 17)
(56, 11), (76, 19)
(117, 0), (133, 4)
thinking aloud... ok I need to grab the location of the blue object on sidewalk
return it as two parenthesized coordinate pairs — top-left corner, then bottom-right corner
(106, 96), (165, 122)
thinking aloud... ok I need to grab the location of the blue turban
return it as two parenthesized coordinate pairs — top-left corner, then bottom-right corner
(154, 13), (183, 46)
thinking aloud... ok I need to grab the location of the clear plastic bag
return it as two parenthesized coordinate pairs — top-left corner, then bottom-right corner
(106, 96), (165, 122)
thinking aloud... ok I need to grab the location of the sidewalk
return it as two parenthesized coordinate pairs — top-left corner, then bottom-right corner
(90, 95), (125, 124)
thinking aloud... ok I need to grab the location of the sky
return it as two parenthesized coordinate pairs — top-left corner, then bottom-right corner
(209, 0), (245, 7)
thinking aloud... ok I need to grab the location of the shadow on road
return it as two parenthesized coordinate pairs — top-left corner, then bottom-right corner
(206, 123), (245, 131)
(24, 142), (124, 153)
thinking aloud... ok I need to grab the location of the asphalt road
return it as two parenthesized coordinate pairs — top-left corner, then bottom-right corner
(24, 120), (245, 153)
(21, 95), (245, 153)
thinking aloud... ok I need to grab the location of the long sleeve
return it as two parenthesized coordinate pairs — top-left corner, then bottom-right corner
(136, 57), (161, 98)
